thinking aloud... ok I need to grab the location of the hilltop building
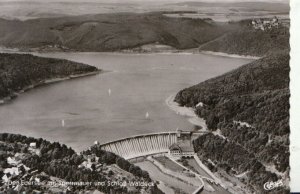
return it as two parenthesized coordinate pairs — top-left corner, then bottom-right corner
(251, 16), (280, 31)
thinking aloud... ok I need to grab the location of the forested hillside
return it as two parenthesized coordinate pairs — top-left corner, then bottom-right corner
(175, 51), (289, 193)
(0, 53), (99, 100)
(200, 21), (289, 56)
(0, 133), (161, 193)
(193, 134), (288, 194)
(0, 12), (230, 51)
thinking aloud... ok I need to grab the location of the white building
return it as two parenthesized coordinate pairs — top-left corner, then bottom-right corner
(7, 157), (20, 166)
(2, 174), (9, 183)
(4, 167), (19, 176)
(29, 142), (37, 149)
(168, 141), (195, 159)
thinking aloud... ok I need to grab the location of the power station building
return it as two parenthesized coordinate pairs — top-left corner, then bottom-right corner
(168, 141), (195, 158)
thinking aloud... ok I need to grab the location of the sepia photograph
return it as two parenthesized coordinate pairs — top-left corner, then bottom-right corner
(0, 0), (293, 193)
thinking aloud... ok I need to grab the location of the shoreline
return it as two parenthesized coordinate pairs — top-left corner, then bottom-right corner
(1, 46), (260, 59)
(165, 94), (208, 130)
(0, 47), (200, 56)
(200, 50), (260, 60)
(0, 70), (100, 105)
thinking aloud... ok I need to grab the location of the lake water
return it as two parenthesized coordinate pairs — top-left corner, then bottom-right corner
(0, 52), (252, 151)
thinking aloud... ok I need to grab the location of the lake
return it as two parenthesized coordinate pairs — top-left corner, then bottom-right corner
(0, 52), (252, 151)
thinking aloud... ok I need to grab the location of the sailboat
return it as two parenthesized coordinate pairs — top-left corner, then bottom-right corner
(108, 88), (111, 96)
(145, 112), (149, 119)
(62, 119), (65, 127)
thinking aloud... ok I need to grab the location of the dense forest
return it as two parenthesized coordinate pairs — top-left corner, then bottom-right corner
(193, 134), (288, 194)
(175, 51), (289, 193)
(0, 133), (161, 194)
(0, 12), (236, 51)
(0, 53), (99, 99)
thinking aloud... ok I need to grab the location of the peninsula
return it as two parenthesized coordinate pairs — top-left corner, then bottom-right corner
(0, 53), (100, 103)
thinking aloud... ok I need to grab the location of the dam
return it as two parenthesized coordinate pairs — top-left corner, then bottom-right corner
(99, 130), (206, 160)
(98, 130), (223, 194)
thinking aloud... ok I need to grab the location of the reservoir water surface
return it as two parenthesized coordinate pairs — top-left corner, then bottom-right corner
(0, 52), (252, 151)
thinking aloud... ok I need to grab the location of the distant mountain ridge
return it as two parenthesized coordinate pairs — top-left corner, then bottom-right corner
(168, 1), (289, 12)
(0, 12), (228, 52)
(0, 12), (289, 56)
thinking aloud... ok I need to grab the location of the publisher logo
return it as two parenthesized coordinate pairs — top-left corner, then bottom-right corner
(264, 179), (283, 190)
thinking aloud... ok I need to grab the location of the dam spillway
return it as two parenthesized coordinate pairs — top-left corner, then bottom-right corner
(99, 132), (178, 160)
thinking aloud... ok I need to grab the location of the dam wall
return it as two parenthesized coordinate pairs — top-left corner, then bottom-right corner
(100, 132), (178, 160)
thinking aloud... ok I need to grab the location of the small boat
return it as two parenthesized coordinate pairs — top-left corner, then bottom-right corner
(108, 88), (111, 96)
(145, 112), (149, 119)
(62, 119), (65, 127)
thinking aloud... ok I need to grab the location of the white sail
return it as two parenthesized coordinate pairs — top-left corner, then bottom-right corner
(108, 88), (111, 96)
(145, 112), (149, 119)
(62, 119), (65, 127)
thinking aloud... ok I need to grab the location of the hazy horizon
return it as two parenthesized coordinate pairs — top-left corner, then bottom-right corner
(0, 0), (290, 3)
(0, 0), (289, 21)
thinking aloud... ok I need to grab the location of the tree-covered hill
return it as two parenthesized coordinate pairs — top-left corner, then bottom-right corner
(200, 21), (289, 57)
(0, 53), (99, 100)
(175, 51), (289, 193)
(0, 12), (230, 51)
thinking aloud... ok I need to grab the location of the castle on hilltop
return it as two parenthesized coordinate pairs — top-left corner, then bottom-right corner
(251, 16), (280, 31)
